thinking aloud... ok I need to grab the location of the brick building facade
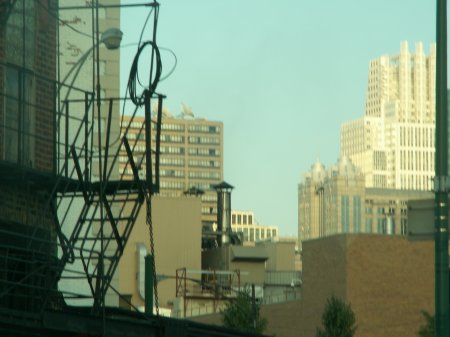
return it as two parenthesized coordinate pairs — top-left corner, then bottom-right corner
(0, 0), (58, 311)
(192, 234), (434, 337)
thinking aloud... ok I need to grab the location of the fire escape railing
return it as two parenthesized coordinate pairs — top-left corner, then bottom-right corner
(0, 61), (164, 312)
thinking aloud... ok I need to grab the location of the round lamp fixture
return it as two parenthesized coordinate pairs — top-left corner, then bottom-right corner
(101, 27), (123, 50)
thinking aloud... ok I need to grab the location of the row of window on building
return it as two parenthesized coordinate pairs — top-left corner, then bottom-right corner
(232, 213), (253, 225)
(157, 146), (220, 157)
(121, 121), (220, 134)
(158, 170), (220, 180)
(399, 174), (432, 191)
(399, 149), (433, 172)
(399, 125), (434, 148)
(231, 226), (278, 242)
(123, 133), (221, 146)
(302, 217), (407, 237)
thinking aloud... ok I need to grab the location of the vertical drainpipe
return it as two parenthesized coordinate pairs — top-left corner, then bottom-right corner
(145, 254), (154, 315)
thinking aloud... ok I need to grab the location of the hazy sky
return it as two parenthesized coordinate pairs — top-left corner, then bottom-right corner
(120, 0), (436, 236)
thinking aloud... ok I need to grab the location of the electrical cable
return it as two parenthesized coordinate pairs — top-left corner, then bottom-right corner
(120, 4), (154, 133)
(128, 40), (162, 107)
(138, 7), (154, 49)
(159, 46), (178, 82)
(136, 7), (154, 88)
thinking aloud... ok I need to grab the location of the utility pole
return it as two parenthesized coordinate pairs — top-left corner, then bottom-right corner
(435, 0), (449, 336)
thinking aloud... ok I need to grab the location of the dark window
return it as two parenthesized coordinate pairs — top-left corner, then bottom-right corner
(4, 67), (35, 166)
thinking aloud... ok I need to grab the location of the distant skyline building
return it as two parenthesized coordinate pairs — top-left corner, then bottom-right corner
(119, 113), (223, 224)
(230, 210), (279, 242)
(298, 157), (432, 250)
(341, 41), (436, 190)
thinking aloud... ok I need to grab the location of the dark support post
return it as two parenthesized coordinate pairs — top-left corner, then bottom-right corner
(154, 95), (163, 193)
(53, 82), (57, 175)
(251, 284), (256, 330)
(102, 98), (113, 182)
(144, 90), (152, 191)
(84, 92), (89, 183)
(145, 254), (154, 315)
(65, 100), (69, 177)
(435, 0), (449, 336)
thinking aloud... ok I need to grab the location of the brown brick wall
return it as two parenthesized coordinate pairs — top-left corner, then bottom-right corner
(299, 234), (434, 337)
(0, 18), (4, 156)
(0, 0), (59, 311)
(346, 235), (434, 337)
(0, 0), (57, 171)
(192, 235), (435, 337)
(34, 0), (57, 172)
(0, 187), (53, 230)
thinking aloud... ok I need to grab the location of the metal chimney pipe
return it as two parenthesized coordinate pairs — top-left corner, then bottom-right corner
(214, 181), (234, 246)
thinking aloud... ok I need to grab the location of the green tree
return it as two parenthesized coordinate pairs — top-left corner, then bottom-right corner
(316, 295), (357, 337)
(222, 288), (267, 334)
(417, 311), (434, 337)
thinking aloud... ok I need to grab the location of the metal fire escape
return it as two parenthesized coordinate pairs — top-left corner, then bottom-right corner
(48, 91), (163, 310)
(46, 1), (164, 312)
(0, 0), (163, 314)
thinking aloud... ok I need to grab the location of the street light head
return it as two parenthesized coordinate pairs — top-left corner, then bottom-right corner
(101, 28), (123, 50)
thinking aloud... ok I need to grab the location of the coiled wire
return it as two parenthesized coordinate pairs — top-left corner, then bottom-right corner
(128, 40), (162, 106)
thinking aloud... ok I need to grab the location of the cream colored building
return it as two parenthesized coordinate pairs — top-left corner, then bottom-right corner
(341, 41), (436, 190)
(298, 157), (432, 250)
(119, 114), (223, 225)
(230, 210), (279, 242)
(58, 0), (122, 306)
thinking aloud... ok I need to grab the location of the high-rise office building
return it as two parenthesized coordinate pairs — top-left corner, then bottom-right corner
(297, 157), (432, 250)
(341, 41), (436, 190)
(119, 113), (223, 224)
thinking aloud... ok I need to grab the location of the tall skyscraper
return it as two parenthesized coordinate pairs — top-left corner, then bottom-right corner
(119, 113), (223, 225)
(341, 41), (436, 190)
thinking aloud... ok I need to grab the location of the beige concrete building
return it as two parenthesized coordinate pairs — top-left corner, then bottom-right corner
(298, 156), (432, 250)
(117, 196), (299, 318)
(119, 114), (223, 225)
(341, 41), (436, 190)
(230, 210), (279, 242)
(118, 195), (202, 314)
